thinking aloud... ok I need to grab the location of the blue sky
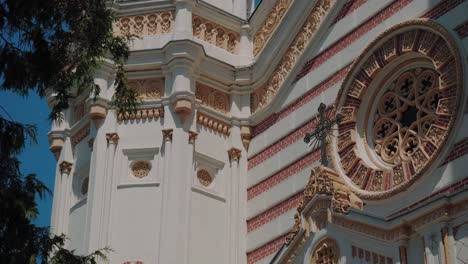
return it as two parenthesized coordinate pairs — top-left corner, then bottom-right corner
(0, 91), (56, 228)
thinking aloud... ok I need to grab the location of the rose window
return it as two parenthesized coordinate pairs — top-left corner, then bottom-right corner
(373, 68), (440, 165)
(331, 20), (463, 199)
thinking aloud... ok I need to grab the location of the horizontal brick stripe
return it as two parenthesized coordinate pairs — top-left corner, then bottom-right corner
(248, 149), (320, 200)
(455, 20), (468, 38)
(333, 0), (369, 24)
(248, 106), (334, 170)
(296, 0), (412, 80)
(252, 65), (350, 138)
(247, 191), (303, 233)
(421, 0), (466, 19)
(247, 233), (288, 264)
(441, 137), (468, 165)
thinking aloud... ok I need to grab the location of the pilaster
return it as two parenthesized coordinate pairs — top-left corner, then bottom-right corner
(239, 24), (253, 65)
(173, 0), (194, 40)
(52, 160), (73, 237)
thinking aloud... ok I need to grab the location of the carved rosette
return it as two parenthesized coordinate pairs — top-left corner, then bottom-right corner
(188, 131), (198, 144)
(59, 161), (73, 175)
(227, 147), (242, 163)
(332, 20), (463, 199)
(162, 129), (173, 142)
(195, 83), (230, 113)
(197, 169), (213, 187)
(105, 133), (119, 145)
(131, 161), (151, 178)
(251, 0), (334, 113)
(253, 0), (294, 56)
(192, 16), (240, 54)
(114, 11), (174, 36)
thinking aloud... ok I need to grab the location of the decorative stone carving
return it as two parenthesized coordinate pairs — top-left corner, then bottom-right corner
(285, 213), (301, 245)
(196, 112), (231, 136)
(195, 83), (230, 113)
(332, 20), (463, 199)
(131, 161), (151, 178)
(49, 137), (64, 160)
(71, 124), (91, 147)
(304, 167), (334, 198)
(192, 15), (240, 54)
(251, 0), (334, 113)
(197, 169), (213, 187)
(173, 99), (192, 124)
(114, 11), (174, 36)
(117, 107), (164, 122)
(310, 238), (339, 264)
(188, 131), (198, 144)
(162, 129), (173, 142)
(73, 101), (86, 125)
(227, 147), (242, 163)
(253, 0), (293, 56)
(105, 133), (119, 145)
(240, 126), (252, 150)
(128, 78), (164, 101)
(59, 161), (73, 175)
(89, 102), (107, 128)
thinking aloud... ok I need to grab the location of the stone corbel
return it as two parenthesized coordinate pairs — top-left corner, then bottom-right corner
(59, 161), (73, 175)
(48, 132), (65, 161)
(173, 98), (193, 124)
(188, 131), (198, 144)
(227, 147), (241, 164)
(162, 129), (173, 142)
(88, 98), (108, 128)
(240, 125), (252, 150)
(105, 133), (119, 145)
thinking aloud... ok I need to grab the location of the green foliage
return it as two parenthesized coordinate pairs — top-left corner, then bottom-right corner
(0, 0), (137, 119)
(0, 0), (134, 262)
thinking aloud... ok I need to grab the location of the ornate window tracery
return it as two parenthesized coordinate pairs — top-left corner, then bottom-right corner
(331, 20), (463, 199)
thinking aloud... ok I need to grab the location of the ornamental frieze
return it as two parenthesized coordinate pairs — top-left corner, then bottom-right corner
(114, 11), (174, 36)
(251, 0), (334, 113)
(331, 20), (464, 199)
(117, 107), (164, 122)
(128, 78), (164, 101)
(197, 112), (231, 136)
(192, 15), (239, 54)
(195, 83), (230, 113)
(253, 0), (293, 56)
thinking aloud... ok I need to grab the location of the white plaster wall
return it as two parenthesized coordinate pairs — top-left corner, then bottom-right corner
(455, 223), (468, 263)
(189, 190), (227, 264)
(110, 186), (162, 263)
(247, 209), (293, 251)
(68, 200), (88, 255)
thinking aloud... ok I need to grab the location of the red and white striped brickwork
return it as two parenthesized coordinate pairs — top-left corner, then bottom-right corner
(246, 0), (468, 262)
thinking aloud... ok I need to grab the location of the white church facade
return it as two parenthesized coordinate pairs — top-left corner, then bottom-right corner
(47, 0), (468, 263)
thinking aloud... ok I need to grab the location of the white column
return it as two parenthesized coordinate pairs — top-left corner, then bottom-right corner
(239, 24), (253, 65)
(227, 147), (242, 264)
(52, 160), (73, 236)
(173, 0), (194, 40)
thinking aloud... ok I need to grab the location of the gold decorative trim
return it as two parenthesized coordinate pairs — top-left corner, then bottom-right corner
(117, 107), (164, 122)
(195, 83), (230, 113)
(333, 19), (464, 199)
(251, 0), (334, 113)
(227, 147), (242, 163)
(162, 129), (173, 142)
(192, 15), (240, 54)
(196, 112), (231, 136)
(114, 11), (174, 36)
(253, 0), (294, 56)
(59, 161), (73, 175)
(105, 133), (120, 145)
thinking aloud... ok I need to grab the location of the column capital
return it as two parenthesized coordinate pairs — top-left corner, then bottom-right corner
(162, 129), (174, 142)
(59, 161), (73, 175)
(188, 131), (198, 144)
(228, 147), (242, 163)
(106, 133), (119, 145)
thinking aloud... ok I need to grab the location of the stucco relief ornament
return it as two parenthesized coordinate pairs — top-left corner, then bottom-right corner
(227, 147), (242, 163)
(59, 161), (73, 175)
(131, 161), (151, 178)
(106, 133), (119, 145)
(331, 20), (463, 199)
(162, 129), (173, 142)
(310, 238), (339, 264)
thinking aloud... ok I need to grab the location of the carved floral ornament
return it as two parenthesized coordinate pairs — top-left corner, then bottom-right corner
(114, 11), (174, 36)
(332, 20), (464, 199)
(310, 238), (339, 264)
(192, 15), (239, 54)
(253, 0), (293, 56)
(251, 0), (334, 113)
(128, 78), (163, 101)
(195, 83), (230, 113)
(197, 169), (213, 187)
(131, 161), (151, 178)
